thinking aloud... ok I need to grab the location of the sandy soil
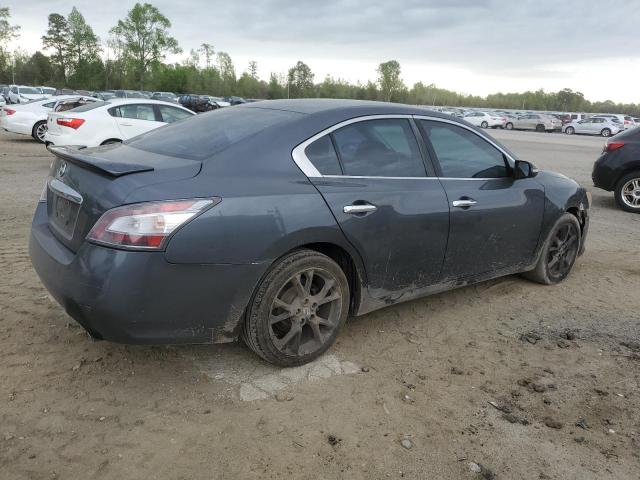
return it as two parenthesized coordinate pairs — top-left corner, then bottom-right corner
(1, 129), (639, 479)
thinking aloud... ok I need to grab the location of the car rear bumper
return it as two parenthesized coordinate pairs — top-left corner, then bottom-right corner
(592, 155), (617, 191)
(29, 202), (267, 345)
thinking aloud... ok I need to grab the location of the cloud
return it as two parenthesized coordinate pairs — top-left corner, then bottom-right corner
(4, 0), (640, 101)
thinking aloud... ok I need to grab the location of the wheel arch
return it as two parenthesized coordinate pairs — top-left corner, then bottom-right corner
(100, 138), (123, 145)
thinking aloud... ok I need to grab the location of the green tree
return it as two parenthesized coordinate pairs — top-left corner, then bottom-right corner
(287, 60), (314, 98)
(0, 7), (20, 82)
(377, 60), (404, 102)
(198, 43), (214, 69)
(267, 72), (286, 99)
(41, 14), (69, 83)
(66, 7), (101, 85)
(248, 60), (258, 79)
(216, 51), (235, 94)
(112, 3), (181, 90)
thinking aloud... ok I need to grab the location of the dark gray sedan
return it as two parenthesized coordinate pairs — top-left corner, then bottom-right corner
(29, 99), (590, 366)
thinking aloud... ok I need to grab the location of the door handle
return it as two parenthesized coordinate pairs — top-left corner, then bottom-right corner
(343, 204), (377, 214)
(121, 123), (133, 126)
(452, 199), (478, 208)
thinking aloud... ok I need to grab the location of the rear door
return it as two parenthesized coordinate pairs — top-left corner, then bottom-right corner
(110, 103), (164, 139)
(297, 116), (450, 297)
(418, 118), (545, 280)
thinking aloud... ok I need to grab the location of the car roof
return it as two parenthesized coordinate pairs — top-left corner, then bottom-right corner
(241, 98), (452, 118)
(105, 98), (187, 106)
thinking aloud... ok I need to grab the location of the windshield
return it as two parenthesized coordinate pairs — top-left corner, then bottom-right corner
(128, 107), (303, 160)
(19, 87), (41, 95)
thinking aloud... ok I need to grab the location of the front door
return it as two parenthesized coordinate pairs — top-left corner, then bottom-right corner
(301, 117), (450, 297)
(418, 119), (545, 280)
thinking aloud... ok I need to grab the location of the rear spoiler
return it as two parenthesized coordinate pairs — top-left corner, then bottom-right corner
(48, 145), (154, 177)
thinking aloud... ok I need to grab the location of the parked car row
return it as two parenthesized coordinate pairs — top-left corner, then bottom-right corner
(0, 84), (57, 104)
(430, 105), (638, 137)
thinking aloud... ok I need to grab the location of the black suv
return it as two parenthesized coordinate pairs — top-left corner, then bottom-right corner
(593, 127), (640, 213)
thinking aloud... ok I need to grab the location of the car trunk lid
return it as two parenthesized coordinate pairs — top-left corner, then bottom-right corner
(45, 144), (202, 253)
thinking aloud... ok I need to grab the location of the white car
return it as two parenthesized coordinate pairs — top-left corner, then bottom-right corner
(562, 117), (623, 137)
(462, 111), (506, 128)
(44, 99), (195, 148)
(0, 96), (97, 143)
(37, 86), (56, 98)
(7, 85), (46, 104)
(591, 114), (636, 130)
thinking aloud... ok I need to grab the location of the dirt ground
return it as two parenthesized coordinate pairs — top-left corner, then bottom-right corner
(1, 129), (639, 479)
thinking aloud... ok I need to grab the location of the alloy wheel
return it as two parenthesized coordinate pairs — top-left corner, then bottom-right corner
(547, 223), (579, 280)
(268, 268), (342, 356)
(621, 178), (640, 209)
(35, 123), (47, 143)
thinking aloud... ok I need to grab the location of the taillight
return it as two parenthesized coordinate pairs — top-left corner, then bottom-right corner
(87, 198), (220, 250)
(4, 108), (16, 115)
(56, 117), (85, 129)
(604, 141), (625, 153)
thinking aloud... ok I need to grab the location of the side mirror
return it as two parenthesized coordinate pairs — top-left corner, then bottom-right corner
(514, 160), (539, 179)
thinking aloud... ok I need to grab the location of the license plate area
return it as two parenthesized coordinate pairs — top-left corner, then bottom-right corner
(47, 178), (83, 241)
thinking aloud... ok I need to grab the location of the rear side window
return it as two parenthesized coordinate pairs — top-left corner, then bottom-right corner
(420, 120), (510, 179)
(158, 105), (193, 124)
(305, 136), (342, 175)
(111, 104), (157, 121)
(332, 119), (425, 177)
(128, 107), (302, 160)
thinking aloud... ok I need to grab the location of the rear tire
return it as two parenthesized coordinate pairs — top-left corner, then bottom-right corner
(31, 121), (47, 143)
(601, 128), (611, 137)
(242, 249), (350, 367)
(614, 172), (640, 213)
(505, 122), (513, 130)
(523, 213), (581, 285)
(565, 127), (575, 135)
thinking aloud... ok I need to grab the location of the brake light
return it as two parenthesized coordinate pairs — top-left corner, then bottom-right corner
(604, 141), (625, 152)
(56, 117), (85, 129)
(87, 198), (219, 250)
(4, 108), (16, 115)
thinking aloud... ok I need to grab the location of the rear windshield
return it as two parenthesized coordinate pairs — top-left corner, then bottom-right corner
(127, 107), (303, 160)
(68, 101), (107, 112)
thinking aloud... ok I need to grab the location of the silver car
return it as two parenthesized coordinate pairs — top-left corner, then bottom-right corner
(562, 117), (622, 137)
(505, 113), (562, 132)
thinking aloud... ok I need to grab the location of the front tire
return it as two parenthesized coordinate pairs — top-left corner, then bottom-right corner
(32, 120), (47, 143)
(505, 122), (513, 130)
(565, 126), (575, 135)
(614, 172), (640, 213)
(242, 249), (350, 367)
(535, 124), (545, 132)
(480, 121), (489, 128)
(523, 213), (581, 285)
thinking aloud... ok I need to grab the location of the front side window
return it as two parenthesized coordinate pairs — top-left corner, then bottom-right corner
(331, 119), (425, 177)
(420, 120), (510, 179)
(304, 135), (342, 175)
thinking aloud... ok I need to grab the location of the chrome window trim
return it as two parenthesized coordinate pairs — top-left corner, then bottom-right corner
(291, 114), (516, 180)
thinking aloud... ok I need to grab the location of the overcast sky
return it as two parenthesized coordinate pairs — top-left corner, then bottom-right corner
(5, 0), (640, 103)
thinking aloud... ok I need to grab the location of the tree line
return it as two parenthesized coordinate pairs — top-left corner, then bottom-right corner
(0, 4), (638, 115)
